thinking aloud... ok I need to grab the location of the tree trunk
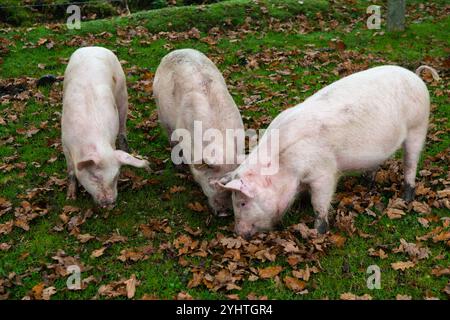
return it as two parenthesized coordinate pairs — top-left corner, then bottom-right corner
(387, 0), (406, 31)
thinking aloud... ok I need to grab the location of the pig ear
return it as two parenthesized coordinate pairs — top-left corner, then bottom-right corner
(218, 179), (254, 199)
(218, 172), (233, 185)
(115, 150), (150, 170)
(76, 154), (100, 171)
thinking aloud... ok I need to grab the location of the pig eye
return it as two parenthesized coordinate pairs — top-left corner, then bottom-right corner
(240, 202), (246, 207)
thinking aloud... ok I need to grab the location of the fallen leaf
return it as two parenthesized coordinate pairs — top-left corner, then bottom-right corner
(431, 267), (450, 277)
(124, 274), (136, 299)
(368, 248), (388, 259)
(432, 231), (450, 243)
(393, 238), (430, 260)
(411, 201), (431, 215)
(32, 283), (45, 300)
(391, 261), (415, 271)
(77, 233), (95, 243)
(386, 208), (406, 219)
(42, 286), (56, 300)
(417, 217), (429, 228)
(187, 202), (206, 212)
(292, 266), (311, 281)
(177, 292), (193, 300)
(284, 276), (306, 292)
(258, 266), (283, 279)
(0, 243), (11, 251)
(340, 292), (372, 300)
(90, 247), (107, 258)
(330, 234), (346, 248)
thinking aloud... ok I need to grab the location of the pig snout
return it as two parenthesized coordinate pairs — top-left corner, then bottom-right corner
(209, 196), (232, 217)
(95, 193), (116, 208)
(234, 223), (256, 240)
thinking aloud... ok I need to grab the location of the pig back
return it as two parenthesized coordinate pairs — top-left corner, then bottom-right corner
(269, 66), (430, 170)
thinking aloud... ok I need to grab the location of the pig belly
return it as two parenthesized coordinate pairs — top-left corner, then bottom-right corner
(335, 137), (404, 172)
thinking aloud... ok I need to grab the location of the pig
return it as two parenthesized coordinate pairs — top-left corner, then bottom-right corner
(62, 46), (150, 207)
(153, 49), (245, 216)
(218, 65), (438, 239)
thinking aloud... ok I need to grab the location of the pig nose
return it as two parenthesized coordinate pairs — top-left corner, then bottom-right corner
(235, 225), (254, 240)
(241, 231), (253, 241)
(98, 197), (115, 208)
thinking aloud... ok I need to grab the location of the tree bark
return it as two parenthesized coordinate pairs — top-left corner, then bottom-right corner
(387, 0), (406, 31)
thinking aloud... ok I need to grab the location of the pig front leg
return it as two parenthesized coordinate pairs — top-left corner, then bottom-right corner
(117, 134), (129, 153)
(63, 146), (77, 200)
(67, 172), (77, 200)
(310, 174), (337, 234)
(402, 126), (427, 202)
(116, 82), (130, 153)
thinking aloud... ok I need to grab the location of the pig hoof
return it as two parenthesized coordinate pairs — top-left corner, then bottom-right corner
(118, 135), (130, 152)
(402, 184), (415, 202)
(66, 192), (77, 200)
(314, 218), (329, 234)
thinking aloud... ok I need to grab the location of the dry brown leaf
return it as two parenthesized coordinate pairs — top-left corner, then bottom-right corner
(386, 208), (406, 220)
(0, 220), (14, 235)
(14, 218), (30, 231)
(391, 261), (415, 271)
(187, 272), (203, 289)
(187, 202), (206, 212)
(330, 233), (346, 248)
(124, 274), (136, 299)
(90, 247), (107, 258)
(258, 266), (283, 279)
(177, 292), (193, 300)
(432, 231), (450, 243)
(42, 286), (56, 300)
(0, 243), (11, 251)
(286, 255), (303, 266)
(284, 276), (306, 292)
(417, 217), (429, 228)
(32, 283), (45, 300)
(292, 266), (311, 281)
(431, 267), (450, 277)
(104, 234), (128, 245)
(368, 248), (388, 259)
(117, 247), (151, 263)
(169, 185), (186, 193)
(77, 233), (95, 243)
(340, 292), (372, 300)
(411, 201), (431, 215)
(444, 282), (450, 297)
(394, 239), (430, 260)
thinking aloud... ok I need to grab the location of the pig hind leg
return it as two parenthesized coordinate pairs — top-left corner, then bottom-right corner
(116, 82), (130, 152)
(361, 166), (379, 190)
(402, 125), (427, 202)
(310, 173), (337, 234)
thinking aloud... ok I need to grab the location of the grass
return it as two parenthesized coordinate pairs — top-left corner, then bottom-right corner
(0, 0), (449, 300)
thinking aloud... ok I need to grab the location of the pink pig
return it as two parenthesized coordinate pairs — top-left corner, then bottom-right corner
(62, 47), (149, 207)
(218, 65), (438, 239)
(153, 49), (245, 216)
